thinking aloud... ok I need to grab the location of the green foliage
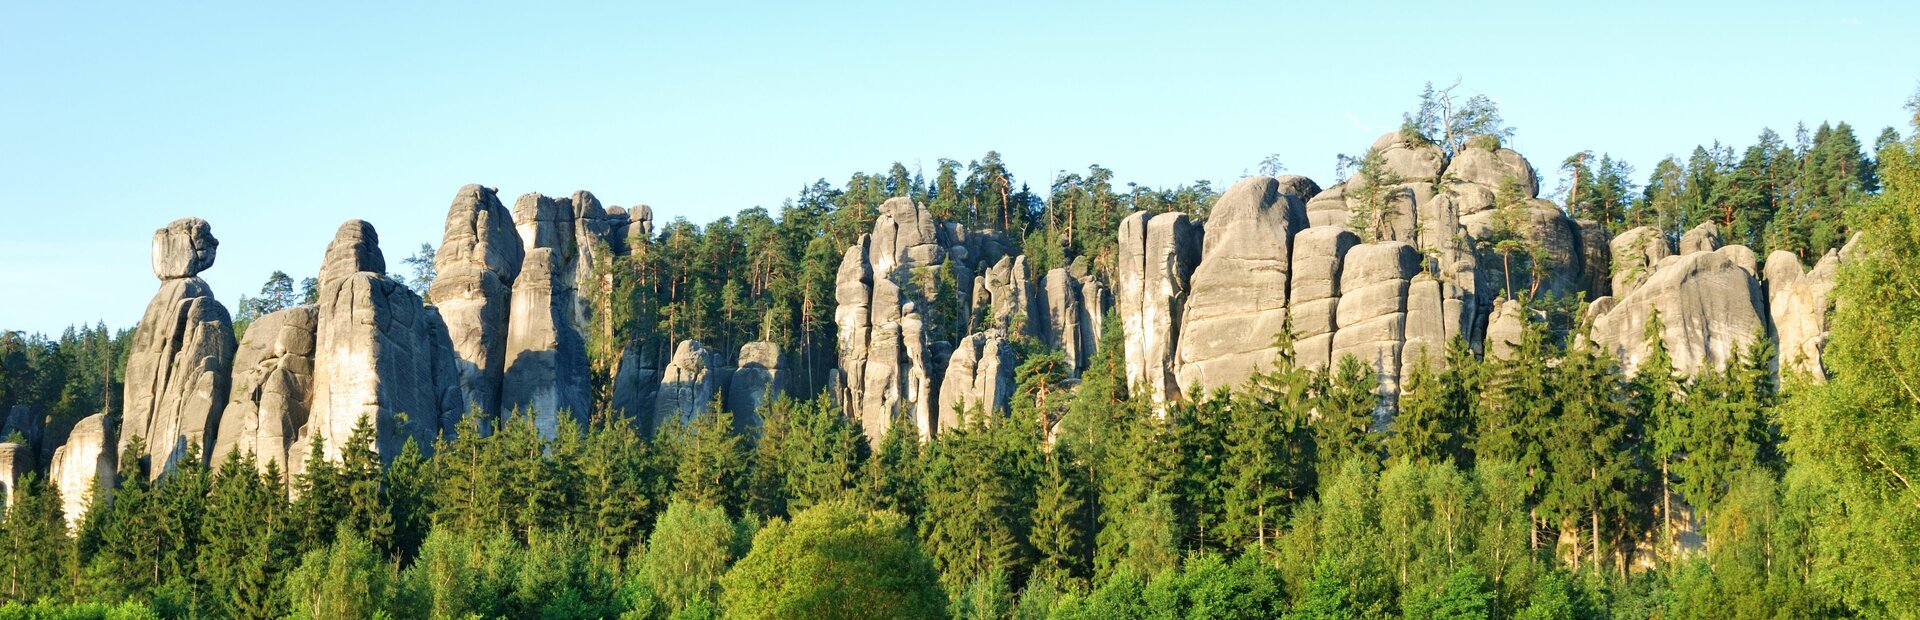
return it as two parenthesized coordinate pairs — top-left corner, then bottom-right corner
(283, 528), (399, 620)
(634, 502), (747, 614)
(719, 500), (946, 620)
(1, 476), (71, 603)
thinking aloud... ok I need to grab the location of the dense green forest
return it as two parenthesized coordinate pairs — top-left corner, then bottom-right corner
(0, 90), (1916, 619)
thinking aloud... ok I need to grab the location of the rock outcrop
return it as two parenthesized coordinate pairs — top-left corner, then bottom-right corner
(653, 340), (725, 430)
(50, 413), (114, 529)
(430, 185), (524, 421)
(304, 220), (460, 468)
(938, 330), (1014, 431)
(726, 341), (784, 431)
(1290, 226), (1362, 369)
(122, 217), (236, 479)
(1176, 176), (1315, 395)
(1590, 247), (1769, 373)
(1117, 211), (1201, 405)
(503, 193), (596, 437)
(1680, 222), (1722, 255)
(211, 305), (316, 473)
(0, 442), (30, 509)
(1609, 226), (1673, 296)
(1767, 248), (1845, 379)
(1331, 242), (1422, 395)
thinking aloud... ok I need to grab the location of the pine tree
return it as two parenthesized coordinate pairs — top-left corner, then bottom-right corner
(1540, 340), (1644, 577)
(339, 416), (395, 554)
(1220, 327), (1315, 552)
(1634, 310), (1687, 558)
(1029, 445), (1091, 585)
(861, 412), (923, 521)
(198, 451), (291, 619)
(1315, 355), (1380, 483)
(1, 475), (71, 602)
(666, 401), (749, 515)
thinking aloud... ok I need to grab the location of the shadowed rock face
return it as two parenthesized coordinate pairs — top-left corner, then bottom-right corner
(726, 341), (784, 431)
(303, 220), (460, 471)
(938, 330), (1013, 432)
(212, 305), (316, 475)
(122, 217), (236, 479)
(653, 340), (724, 431)
(430, 184), (524, 422)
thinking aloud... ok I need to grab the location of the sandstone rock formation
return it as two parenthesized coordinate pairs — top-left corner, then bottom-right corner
(1767, 247), (1845, 378)
(1290, 226), (1362, 370)
(1680, 222), (1722, 255)
(150, 217), (219, 279)
(1176, 176), (1315, 395)
(1590, 247), (1769, 373)
(0, 442), (30, 509)
(727, 341), (785, 431)
(1609, 226), (1674, 296)
(1332, 242), (1422, 395)
(211, 305), (316, 473)
(430, 185), (524, 422)
(304, 220), (461, 467)
(122, 217), (236, 479)
(1117, 211), (1201, 405)
(654, 340), (725, 430)
(938, 330), (1013, 431)
(503, 193), (596, 437)
(50, 413), (114, 529)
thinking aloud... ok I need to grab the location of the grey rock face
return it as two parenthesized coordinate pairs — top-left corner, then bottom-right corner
(627, 204), (655, 248)
(1402, 274), (1471, 376)
(1680, 222), (1722, 255)
(832, 199), (982, 443)
(1462, 204), (1584, 313)
(1290, 226), (1361, 370)
(1371, 132), (1447, 182)
(1177, 176), (1312, 394)
(1040, 269), (1083, 371)
(124, 241), (236, 479)
(938, 330), (1014, 431)
(306, 220), (460, 470)
(1767, 249), (1842, 379)
(1331, 242), (1421, 394)
(430, 185), (524, 421)
(151, 217), (219, 279)
(1610, 226), (1673, 296)
(503, 247), (594, 438)
(1447, 145), (1538, 198)
(1117, 211), (1202, 405)
(2, 406), (40, 458)
(1077, 279), (1109, 368)
(1577, 219), (1613, 298)
(50, 413), (114, 530)
(1483, 298), (1528, 359)
(609, 343), (659, 423)
(212, 305), (316, 475)
(1590, 249), (1768, 374)
(726, 341), (784, 431)
(653, 340), (724, 430)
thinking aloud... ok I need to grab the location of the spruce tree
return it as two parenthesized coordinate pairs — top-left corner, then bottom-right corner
(1315, 355), (1380, 483)
(1, 475), (70, 602)
(198, 452), (291, 619)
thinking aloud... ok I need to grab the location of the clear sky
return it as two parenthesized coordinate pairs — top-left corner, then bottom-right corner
(3, 1), (1915, 335)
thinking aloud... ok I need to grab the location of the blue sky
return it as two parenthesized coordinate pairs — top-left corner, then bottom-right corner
(3, 1), (1916, 334)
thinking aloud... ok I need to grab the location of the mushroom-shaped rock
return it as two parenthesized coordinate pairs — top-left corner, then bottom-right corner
(122, 253), (236, 479)
(151, 217), (219, 279)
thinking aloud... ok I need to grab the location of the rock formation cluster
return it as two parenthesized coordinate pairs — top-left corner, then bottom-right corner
(36, 133), (1853, 523)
